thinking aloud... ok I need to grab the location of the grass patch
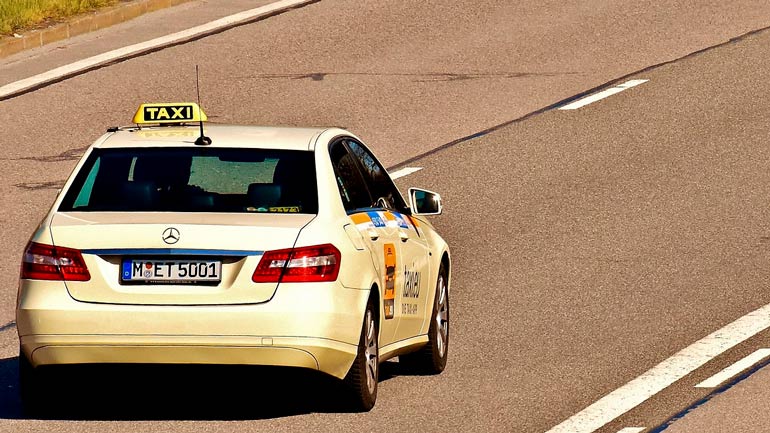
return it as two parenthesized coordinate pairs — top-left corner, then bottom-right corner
(0, 0), (118, 36)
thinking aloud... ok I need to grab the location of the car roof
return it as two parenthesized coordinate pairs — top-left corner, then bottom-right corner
(96, 124), (333, 151)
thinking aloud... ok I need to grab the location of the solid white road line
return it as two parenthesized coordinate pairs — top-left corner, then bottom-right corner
(695, 348), (770, 388)
(546, 302), (770, 433)
(389, 167), (423, 179)
(0, 0), (317, 99)
(616, 428), (646, 433)
(558, 79), (649, 110)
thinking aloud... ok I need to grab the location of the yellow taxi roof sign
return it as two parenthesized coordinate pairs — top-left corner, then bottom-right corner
(132, 102), (207, 124)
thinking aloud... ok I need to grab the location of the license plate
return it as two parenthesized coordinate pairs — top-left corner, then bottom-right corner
(121, 259), (222, 284)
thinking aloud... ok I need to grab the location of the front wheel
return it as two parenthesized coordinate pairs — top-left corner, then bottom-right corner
(401, 263), (449, 374)
(343, 297), (379, 411)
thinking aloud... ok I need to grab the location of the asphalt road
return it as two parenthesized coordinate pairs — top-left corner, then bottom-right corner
(407, 27), (770, 432)
(2, 1), (770, 432)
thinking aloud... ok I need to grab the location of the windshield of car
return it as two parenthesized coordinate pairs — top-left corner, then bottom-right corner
(59, 148), (318, 213)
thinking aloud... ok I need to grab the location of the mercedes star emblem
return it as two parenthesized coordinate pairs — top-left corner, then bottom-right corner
(162, 227), (180, 245)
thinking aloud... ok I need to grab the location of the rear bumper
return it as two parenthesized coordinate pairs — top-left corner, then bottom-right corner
(17, 280), (369, 379)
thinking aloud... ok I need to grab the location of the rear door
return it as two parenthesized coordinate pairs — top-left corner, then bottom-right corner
(329, 140), (402, 345)
(345, 140), (432, 340)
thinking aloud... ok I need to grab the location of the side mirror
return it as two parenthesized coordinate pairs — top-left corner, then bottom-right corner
(408, 188), (442, 216)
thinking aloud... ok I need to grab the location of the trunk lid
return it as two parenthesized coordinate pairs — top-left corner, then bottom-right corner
(50, 212), (314, 305)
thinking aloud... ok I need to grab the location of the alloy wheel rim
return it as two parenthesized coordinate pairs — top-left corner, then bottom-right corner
(364, 310), (378, 394)
(435, 275), (449, 358)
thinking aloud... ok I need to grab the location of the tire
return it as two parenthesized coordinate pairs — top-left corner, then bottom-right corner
(401, 263), (449, 374)
(343, 297), (379, 411)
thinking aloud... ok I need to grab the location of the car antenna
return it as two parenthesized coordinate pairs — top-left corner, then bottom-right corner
(194, 65), (212, 146)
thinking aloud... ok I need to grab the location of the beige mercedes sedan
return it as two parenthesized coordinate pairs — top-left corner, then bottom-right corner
(17, 103), (451, 413)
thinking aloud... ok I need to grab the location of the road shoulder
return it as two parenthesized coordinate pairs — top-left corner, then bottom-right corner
(0, 0), (278, 88)
(0, 0), (195, 59)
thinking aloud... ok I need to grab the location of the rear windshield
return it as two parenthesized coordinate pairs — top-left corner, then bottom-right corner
(59, 148), (318, 213)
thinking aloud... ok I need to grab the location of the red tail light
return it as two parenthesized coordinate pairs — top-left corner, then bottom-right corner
(21, 242), (90, 281)
(252, 244), (341, 283)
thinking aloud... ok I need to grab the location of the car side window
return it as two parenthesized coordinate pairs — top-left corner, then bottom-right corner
(330, 141), (372, 211)
(346, 140), (407, 212)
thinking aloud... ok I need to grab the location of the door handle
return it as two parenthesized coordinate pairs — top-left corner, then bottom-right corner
(367, 229), (379, 241)
(399, 231), (409, 242)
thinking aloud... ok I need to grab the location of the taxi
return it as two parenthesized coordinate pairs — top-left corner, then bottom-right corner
(16, 103), (451, 412)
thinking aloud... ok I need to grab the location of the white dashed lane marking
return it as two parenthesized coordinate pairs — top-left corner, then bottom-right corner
(389, 167), (423, 180)
(546, 302), (770, 433)
(558, 79), (649, 110)
(695, 348), (770, 388)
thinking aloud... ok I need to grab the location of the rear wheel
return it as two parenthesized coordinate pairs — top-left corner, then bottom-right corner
(401, 264), (449, 374)
(343, 297), (378, 411)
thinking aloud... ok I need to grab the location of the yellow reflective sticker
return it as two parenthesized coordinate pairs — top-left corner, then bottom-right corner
(350, 213), (370, 225)
(132, 103), (207, 124)
(135, 130), (198, 138)
(268, 206), (301, 213)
